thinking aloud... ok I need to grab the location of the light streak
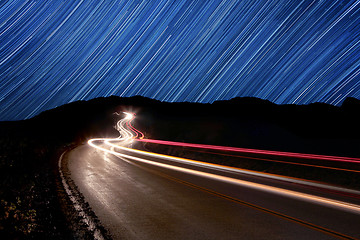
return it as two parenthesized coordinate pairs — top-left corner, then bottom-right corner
(89, 138), (360, 215)
(183, 148), (360, 174)
(136, 138), (360, 164)
(128, 114), (145, 139)
(88, 114), (360, 215)
(119, 113), (360, 167)
(123, 113), (360, 171)
(124, 112), (133, 119)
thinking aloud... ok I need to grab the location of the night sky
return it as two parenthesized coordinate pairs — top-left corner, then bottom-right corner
(1, 1), (360, 121)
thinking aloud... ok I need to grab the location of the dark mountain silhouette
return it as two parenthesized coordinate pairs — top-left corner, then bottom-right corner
(1, 95), (359, 156)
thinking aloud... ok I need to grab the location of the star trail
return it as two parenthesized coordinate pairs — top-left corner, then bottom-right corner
(0, 0), (360, 121)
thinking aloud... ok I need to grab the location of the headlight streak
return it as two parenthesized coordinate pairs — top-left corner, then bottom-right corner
(124, 112), (134, 119)
(88, 114), (360, 215)
(104, 138), (360, 196)
(122, 113), (360, 172)
(89, 138), (360, 215)
(125, 113), (355, 163)
(116, 113), (134, 139)
(113, 113), (360, 171)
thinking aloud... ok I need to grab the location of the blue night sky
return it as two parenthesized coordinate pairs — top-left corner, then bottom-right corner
(1, 0), (360, 121)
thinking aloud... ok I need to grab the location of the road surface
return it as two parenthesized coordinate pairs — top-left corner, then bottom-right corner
(62, 141), (360, 240)
(60, 113), (360, 239)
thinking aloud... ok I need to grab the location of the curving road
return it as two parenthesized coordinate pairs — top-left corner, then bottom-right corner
(62, 113), (360, 239)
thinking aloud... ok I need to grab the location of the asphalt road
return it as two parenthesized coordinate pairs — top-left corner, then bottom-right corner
(63, 141), (360, 240)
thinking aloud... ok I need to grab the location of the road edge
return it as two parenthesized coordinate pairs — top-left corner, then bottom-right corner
(57, 146), (111, 240)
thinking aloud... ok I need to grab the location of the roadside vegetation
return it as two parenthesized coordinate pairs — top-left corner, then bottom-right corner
(0, 132), (71, 239)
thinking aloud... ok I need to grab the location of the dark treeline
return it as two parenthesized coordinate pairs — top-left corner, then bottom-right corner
(12, 95), (360, 157)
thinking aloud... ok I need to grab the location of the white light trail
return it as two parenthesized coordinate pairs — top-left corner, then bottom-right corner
(88, 114), (360, 215)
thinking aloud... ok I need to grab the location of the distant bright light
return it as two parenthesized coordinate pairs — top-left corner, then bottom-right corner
(124, 112), (134, 119)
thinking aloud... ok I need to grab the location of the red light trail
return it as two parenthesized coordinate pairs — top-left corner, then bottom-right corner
(136, 138), (360, 164)
(127, 113), (144, 139)
(126, 112), (360, 168)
